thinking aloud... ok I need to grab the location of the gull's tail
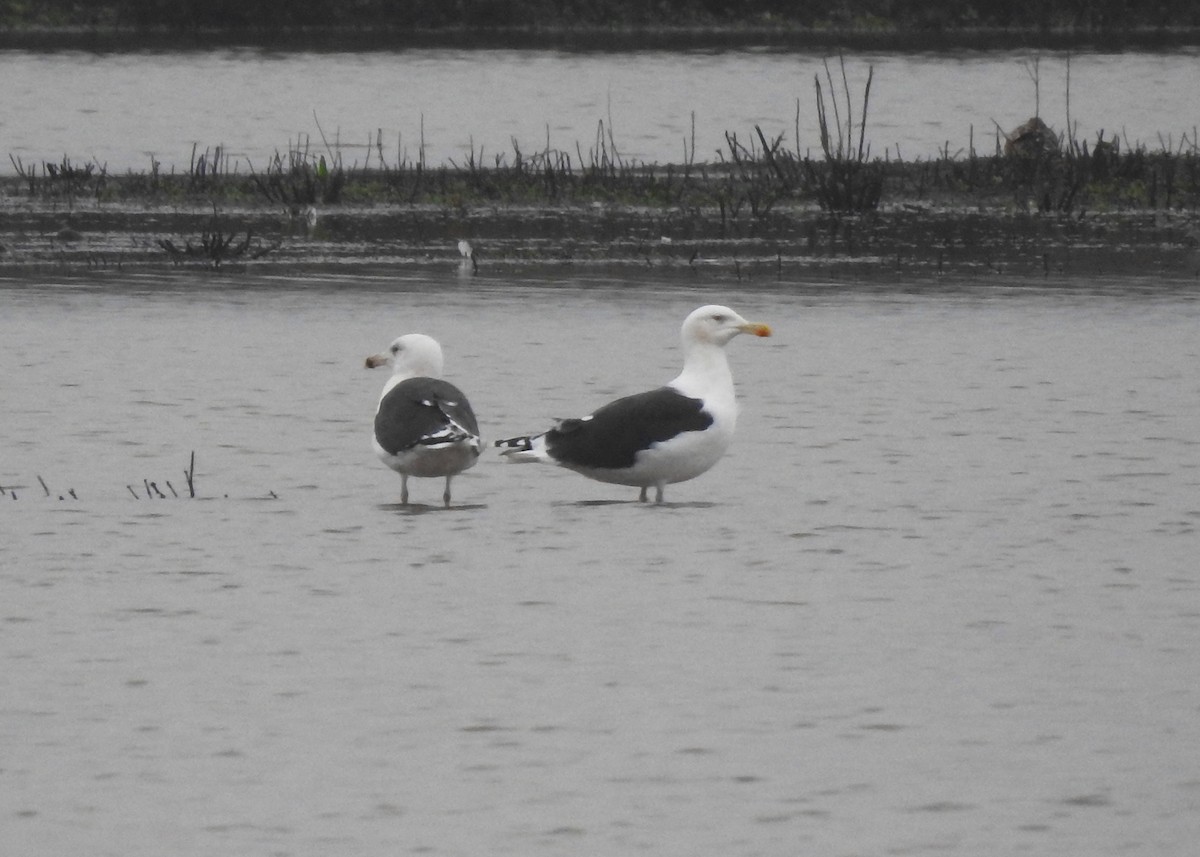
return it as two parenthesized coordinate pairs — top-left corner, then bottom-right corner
(494, 433), (548, 463)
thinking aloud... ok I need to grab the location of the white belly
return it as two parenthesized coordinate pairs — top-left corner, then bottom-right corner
(374, 438), (480, 478)
(568, 415), (735, 488)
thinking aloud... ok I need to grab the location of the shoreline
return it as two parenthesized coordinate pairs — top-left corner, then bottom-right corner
(3, 156), (1198, 282)
(6, 15), (1198, 282)
(4, 64), (1198, 281)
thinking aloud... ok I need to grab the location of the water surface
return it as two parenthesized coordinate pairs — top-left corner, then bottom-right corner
(2, 48), (1197, 173)
(3, 272), (1200, 855)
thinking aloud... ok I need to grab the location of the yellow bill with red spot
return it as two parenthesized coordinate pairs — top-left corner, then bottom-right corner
(739, 322), (772, 337)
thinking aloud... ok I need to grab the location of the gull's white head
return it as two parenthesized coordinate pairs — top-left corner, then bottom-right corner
(365, 333), (445, 380)
(681, 304), (772, 348)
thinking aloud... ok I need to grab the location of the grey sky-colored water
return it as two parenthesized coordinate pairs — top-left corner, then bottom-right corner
(2, 48), (1197, 173)
(3, 271), (1199, 855)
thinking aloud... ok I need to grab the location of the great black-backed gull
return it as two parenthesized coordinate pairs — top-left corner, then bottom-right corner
(495, 304), (771, 503)
(365, 333), (481, 507)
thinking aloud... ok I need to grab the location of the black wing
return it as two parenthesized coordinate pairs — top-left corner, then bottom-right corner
(375, 377), (479, 455)
(545, 386), (712, 470)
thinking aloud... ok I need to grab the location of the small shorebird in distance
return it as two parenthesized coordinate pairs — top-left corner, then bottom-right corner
(457, 239), (478, 274)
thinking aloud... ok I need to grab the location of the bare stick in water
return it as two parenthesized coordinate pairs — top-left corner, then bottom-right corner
(38, 475), (50, 496)
(185, 451), (196, 498)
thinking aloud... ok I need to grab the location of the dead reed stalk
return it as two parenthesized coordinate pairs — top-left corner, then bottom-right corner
(185, 450), (196, 498)
(806, 56), (883, 213)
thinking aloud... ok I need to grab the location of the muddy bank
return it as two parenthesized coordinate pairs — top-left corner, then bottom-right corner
(3, 199), (1197, 283)
(2, 160), (1198, 282)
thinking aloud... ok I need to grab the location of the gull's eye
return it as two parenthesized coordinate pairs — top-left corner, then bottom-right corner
(391, 344), (402, 354)
(712, 313), (728, 323)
